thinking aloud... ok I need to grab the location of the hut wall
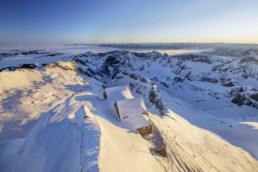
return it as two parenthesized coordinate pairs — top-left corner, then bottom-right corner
(114, 102), (121, 121)
(155, 146), (167, 157)
(103, 91), (107, 99)
(137, 125), (152, 135)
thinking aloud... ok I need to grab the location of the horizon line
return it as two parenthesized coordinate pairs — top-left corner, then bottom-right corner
(1, 41), (258, 45)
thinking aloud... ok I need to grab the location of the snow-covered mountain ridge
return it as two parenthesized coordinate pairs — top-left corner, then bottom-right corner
(73, 50), (258, 109)
(0, 49), (257, 171)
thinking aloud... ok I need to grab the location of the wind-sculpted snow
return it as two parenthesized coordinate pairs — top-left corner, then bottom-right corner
(1, 49), (258, 171)
(150, 111), (258, 172)
(16, 96), (101, 172)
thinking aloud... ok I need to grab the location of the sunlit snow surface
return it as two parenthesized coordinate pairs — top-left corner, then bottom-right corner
(0, 44), (257, 172)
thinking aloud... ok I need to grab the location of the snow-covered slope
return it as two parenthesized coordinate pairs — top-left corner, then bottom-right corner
(151, 111), (257, 172)
(0, 61), (90, 138)
(16, 96), (100, 172)
(0, 49), (257, 171)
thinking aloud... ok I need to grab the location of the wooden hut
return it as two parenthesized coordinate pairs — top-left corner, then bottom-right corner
(114, 97), (152, 135)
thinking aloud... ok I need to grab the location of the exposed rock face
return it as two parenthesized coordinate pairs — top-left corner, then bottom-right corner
(101, 55), (122, 75)
(233, 49), (258, 79)
(209, 49), (258, 81)
(241, 49), (258, 64)
(222, 81), (235, 87)
(230, 87), (257, 108)
(73, 58), (103, 80)
(173, 77), (184, 83)
(45, 60), (77, 71)
(250, 93), (258, 101)
(231, 94), (247, 106)
(149, 87), (167, 115)
(200, 77), (219, 83)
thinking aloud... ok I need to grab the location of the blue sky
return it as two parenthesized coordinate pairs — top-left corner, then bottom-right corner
(0, 0), (258, 43)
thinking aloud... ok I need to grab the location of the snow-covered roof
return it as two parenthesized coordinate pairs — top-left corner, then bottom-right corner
(115, 97), (147, 120)
(104, 85), (133, 102)
(122, 114), (150, 131)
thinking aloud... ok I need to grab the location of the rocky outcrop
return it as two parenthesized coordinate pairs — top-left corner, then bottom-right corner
(232, 49), (258, 79)
(45, 60), (77, 71)
(230, 87), (257, 108)
(241, 49), (258, 64)
(222, 81), (235, 87)
(200, 77), (219, 83)
(73, 58), (103, 80)
(250, 93), (258, 101)
(149, 87), (167, 115)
